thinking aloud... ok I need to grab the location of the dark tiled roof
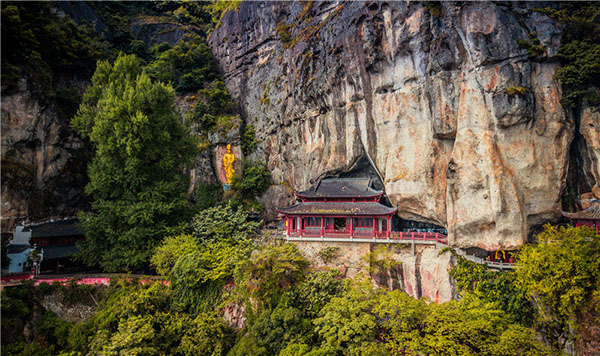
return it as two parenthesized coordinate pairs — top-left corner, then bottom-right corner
(562, 201), (600, 220)
(27, 218), (83, 238)
(278, 202), (396, 216)
(7, 244), (31, 254)
(296, 177), (382, 198)
(41, 245), (79, 259)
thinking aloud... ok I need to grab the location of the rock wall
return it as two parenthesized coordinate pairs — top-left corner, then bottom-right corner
(580, 103), (600, 198)
(209, 1), (584, 250)
(1, 7), (221, 234)
(1, 78), (90, 233)
(294, 240), (455, 303)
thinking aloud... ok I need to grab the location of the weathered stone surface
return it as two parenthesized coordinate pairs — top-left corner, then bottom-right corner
(292, 240), (455, 302)
(41, 292), (97, 323)
(130, 17), (198, 48)
(260, 183), (295, 221)
(293, 240), (370, 278)
(580, 104), (600, 198)
(209, 1), (575, 249)
(1, 78), (89, 233)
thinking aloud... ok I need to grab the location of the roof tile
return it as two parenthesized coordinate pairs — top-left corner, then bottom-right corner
(562, 201), (600, 220)
(278, 202), (396, 216)
(296, 177), (382, 198)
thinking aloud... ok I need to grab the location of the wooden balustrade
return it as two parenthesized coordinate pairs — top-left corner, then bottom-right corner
(288, 230), (448, 244)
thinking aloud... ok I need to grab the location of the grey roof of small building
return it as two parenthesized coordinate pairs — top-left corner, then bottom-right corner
(296, 177), (382, 198)
(25, 218), (83, 238)
(562, 201), (600, 220)
(278, 202), (397, 216)
(7, 244), (31, 254)
(41, 245), (79, 260)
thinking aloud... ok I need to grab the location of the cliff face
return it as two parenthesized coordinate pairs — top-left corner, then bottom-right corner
(0, 4), (218, 234)
(209, 1), (581, 249)
(1, 78), (90, 233)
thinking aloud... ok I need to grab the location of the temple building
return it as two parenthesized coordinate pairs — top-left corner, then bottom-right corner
(26, 218), (85, 273)
(562, 200), (600, 234)
(277, 177), (447, 243)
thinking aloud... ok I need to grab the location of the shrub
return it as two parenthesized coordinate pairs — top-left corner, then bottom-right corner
(241, 124), (258, 155)
(191, 203), (260, 244)
(235, 160), (271, 199)
(505, 86), (528, 96)
(317, 246), (340, 264)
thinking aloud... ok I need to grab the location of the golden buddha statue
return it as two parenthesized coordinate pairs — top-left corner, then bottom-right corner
(223, 144), (235, 184)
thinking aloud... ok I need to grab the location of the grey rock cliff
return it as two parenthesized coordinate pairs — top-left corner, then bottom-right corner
(1, 77), (89, 233)
(209, 1), (584, 250)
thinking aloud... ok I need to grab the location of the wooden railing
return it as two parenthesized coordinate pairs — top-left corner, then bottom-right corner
(288, 230), (448, 244)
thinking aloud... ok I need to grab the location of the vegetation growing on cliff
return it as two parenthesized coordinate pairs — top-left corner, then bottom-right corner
(72, 53), (197, 272)
(532, 2), (600, 108)
(517, 224), (600, 351)
(146, 33), (220, 94)
(452, 225), (600, 354)
(1, 2), (107, 94)
(9, 219), (598, 355)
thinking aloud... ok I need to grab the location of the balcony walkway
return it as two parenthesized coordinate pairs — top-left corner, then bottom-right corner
(286, 230), (448, 245)
(284, 230), (516, 270)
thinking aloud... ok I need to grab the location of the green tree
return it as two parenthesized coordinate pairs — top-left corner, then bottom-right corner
(450, 254), (533, 325)
(72, 53), (197, 272)
(150, 234), (200, 277)
(312, 279), (383, 355)
(541, 2), (600, 108)
(146, 34), (219, 94)
(191, 203), (260, 244)
(234, 160), (271, 200)
(516, 224), (600, 349)
(236, 243), (310, 312)
(169, 240), (245, 314)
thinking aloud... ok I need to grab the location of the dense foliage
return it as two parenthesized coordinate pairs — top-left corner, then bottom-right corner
(146, 33), (220, 94)
(450, 254), (533, 325)
(533, 2), (600, 108)
(1, 2), (107, 94)
(11, 210), (597, 355)
(72, 53), (197, 272)
(516, 224), (600, 350)
(191, 203), (260, 244)
(452, 225), (600, 353)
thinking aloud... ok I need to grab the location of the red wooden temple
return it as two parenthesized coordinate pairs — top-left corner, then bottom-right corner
(277, 178), (447, 244)
(562, 200), (600, 234)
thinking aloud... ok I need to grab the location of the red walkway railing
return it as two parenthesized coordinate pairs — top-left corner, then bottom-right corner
(1, 274), (169, 287)
(288, 230), (448, 244)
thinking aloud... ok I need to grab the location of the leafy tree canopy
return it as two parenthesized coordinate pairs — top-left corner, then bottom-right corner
(72, 53), (197, 272)
(1, 2), (108, 93)
(516, 224), (600, 349)
(191, 202), (260, 244)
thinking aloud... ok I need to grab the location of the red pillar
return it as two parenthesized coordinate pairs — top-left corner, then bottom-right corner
(350, 217), (354, 238)
(320, 216), (324, 237)
(386, 216), (390, 238)
(373, 217), (376, 238)
(299, 217), (303, 237)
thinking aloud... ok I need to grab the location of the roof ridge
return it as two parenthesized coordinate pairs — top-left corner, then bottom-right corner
(26, 216), (79, 228)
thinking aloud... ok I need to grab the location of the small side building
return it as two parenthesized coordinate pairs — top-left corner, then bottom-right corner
(5, 225), (33, 274)
(25, 218), (84, 273)
(562, 200), (600, 234)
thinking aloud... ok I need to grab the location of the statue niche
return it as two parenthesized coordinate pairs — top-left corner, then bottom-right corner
(223, 144), (235, 185)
